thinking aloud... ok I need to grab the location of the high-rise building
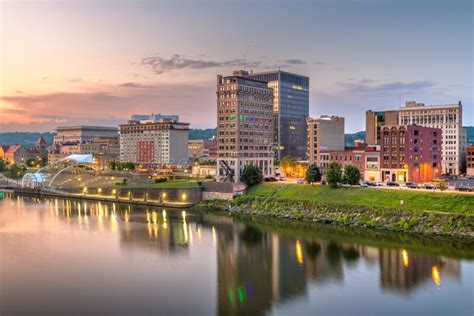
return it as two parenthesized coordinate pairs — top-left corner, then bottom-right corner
(399, 101), (463, 175)
(216, 71), (274, 182)
(119, 121), (189, 166)
(307, 116), (345, 168)
(380, 125), (442, 183)
(365, 110), (399, 145)
(247, 70), (309, 160)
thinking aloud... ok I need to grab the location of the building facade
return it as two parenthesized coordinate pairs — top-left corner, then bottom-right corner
(399, 101), (463, 175)
(365, 110), (399, 145)
(119, 121), (189, 166)
(247, 70), (309, 160)
(466, 145), (474, 176)
(364, 145), (381, 182)
(188, 139), (217, 159)
(329, 146), (365, 177)
(60, 137), (120, 167)
(54, 126), (118, 145)
(307, 116), (345, 168)
(380, 125), (442, 183)
(216, 71), (274, 182)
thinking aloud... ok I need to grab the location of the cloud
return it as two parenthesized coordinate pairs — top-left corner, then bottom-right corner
(140, 54), (309, 75)
(334, 80), (436, 95)
(0, 82), (216, 132)
(118, 82), (153, 88)
(284, 59), (306, 65)
(313, 61), (327, 65)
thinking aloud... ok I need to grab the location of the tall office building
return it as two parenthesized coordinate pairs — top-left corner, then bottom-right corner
(307, 115), (345, 167)
(247, 70), (309, 160)
(399, 101), (463, 175)
(216, 71), (274, 182)
(365, 110), (399, 145)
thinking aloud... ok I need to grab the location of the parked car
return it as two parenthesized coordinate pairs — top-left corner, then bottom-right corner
(278, 176), (287, 181)
(457, 186), (473, 192)
(321, 180), (327, 185)
(264, 177), (272, 182)
(269, 177), (278, 182)
(386, 181), (399, 187)
(297, 179), (305, 184)
(374, 182), (384, 186)
(399, 185), (408, 190)
(423, 184), (435, 190)
(406, 182), (418, 189)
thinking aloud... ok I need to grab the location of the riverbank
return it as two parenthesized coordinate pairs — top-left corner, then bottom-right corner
(197, 183), (474, 238)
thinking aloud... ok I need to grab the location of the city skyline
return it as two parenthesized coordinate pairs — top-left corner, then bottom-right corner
(1, 0), (472, 133)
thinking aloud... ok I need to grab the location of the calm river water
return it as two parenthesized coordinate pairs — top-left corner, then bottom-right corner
(0, 194), (473, 315)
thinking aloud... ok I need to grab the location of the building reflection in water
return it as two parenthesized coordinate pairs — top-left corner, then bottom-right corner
(19, 196), (462, 315)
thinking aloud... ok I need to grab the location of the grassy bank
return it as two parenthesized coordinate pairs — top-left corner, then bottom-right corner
(198, 183), (474, 238)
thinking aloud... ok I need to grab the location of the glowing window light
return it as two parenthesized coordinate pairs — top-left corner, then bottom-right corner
(97, 188), (102, 194)
(295, 240), (304, 266)
(181, 193), (187, 201)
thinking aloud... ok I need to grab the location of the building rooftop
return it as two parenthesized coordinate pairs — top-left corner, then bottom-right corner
(56, 126), (118, 131)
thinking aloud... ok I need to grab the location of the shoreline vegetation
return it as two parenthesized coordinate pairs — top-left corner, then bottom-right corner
(197, 183), (474, 239)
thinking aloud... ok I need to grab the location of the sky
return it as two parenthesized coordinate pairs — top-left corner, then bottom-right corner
(0, 0), (472, 133)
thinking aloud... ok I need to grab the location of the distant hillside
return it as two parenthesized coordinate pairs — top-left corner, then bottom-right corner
(0, 126), (471, 146)
(345, 131), (365, 147)
(0, 132), (54, 147)
(189, 128), (217, 140)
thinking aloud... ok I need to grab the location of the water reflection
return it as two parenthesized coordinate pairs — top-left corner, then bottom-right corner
(0, 194), (472, 315)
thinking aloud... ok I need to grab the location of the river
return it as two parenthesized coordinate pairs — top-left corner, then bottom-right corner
(0, 194), (473, 315)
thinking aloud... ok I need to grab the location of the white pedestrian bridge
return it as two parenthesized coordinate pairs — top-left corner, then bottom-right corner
(21, 154), (96, 189)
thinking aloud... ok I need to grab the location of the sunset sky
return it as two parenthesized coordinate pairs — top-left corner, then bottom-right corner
(1, 0), (472, 132)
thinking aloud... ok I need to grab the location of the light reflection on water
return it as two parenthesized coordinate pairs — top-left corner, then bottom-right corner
(0, 194), (472, 315)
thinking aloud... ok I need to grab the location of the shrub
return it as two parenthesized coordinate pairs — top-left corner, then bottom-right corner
(154, 178), (167, 183)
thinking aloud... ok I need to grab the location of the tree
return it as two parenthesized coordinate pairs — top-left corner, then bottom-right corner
(305, 163), (321, 184)
(5, 164), (26, 179)
(326, 162), (342, 188)
(240, 165), (263, 187)
(108, 161), (116, 170)
(343, 165), (361, 185)
(0, 159), (6, 172)
(439, 181), (447, 191)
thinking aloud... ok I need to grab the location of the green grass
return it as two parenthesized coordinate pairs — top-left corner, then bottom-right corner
(246, 183), (474, 215)
(114, 179), (200, 189)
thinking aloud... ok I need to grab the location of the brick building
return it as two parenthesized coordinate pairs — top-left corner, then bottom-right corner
(380, 125), (442, 183)
(466, 145), (474, 176)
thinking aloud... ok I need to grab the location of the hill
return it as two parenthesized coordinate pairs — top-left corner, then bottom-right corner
(0, 132), (54, 147)
(0, 126), (471, 147)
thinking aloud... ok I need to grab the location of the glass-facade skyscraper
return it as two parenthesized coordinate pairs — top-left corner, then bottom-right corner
(247, 70), (309, 160)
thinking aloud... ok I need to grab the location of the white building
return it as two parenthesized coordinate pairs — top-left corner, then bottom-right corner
(399, 101), (464, 175)
(119, 121), (189, 166)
